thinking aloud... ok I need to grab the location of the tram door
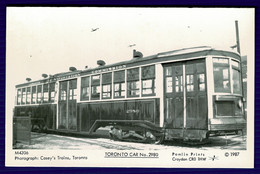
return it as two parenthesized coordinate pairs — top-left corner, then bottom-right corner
(58, 79), (77, 131)
(164, 60), (207, 129)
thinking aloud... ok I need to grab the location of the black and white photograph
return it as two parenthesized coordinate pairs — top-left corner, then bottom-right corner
(5, 7), (254, 167)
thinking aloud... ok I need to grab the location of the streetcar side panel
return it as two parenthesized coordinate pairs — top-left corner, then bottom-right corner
(78, 98), (160, 133)
(14, 104), (56, 130)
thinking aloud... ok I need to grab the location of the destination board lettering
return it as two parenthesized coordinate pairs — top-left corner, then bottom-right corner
(91, 65), (126, 74)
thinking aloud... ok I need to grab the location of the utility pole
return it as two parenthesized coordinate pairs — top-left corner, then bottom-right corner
(235, 20), (241, 54)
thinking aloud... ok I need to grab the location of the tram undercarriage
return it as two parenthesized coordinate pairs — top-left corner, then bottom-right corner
(109, 125), (164, 144)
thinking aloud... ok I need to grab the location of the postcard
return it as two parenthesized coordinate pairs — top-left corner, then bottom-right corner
(5, 7), (254, 168)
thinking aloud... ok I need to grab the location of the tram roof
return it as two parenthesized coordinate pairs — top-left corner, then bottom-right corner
(16, 46), (240, 88)
(81, 46), (239, 73)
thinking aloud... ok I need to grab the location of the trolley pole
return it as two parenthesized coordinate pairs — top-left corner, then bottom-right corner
(235, 20), (241, 54)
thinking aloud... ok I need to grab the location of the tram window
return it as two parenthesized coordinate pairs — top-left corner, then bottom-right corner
(114, 83), (125, 97)
(102, 84), (111, 98)
(69, 79), (77, 100)
(186, 64), (194, 74)
(17, 89), (21, 105)
(81, 76), (90, 100)
(31, 86), (36, 104)
(127, 68), (140, 97)
(185, 64), (193, 92)
(26, 87), (31, 104)
(60, 82), (67, 101)
(213, 58), (231, 93)
(165, 67), (173, 93)
(166, 66), (172, 76)
(114, 70), (125, 98)
(141, 65), (155, 96)
(142, 79), (154, 95)
(186, 75), (194, 92)
(175, 76), (183, 93)
(232, 60), (242, 95)
(21, 88), (26, 104)
(43, 84), (49, 103)
(196, 63), (206, 91)
(175, 65), (183, 93)
(37, 85), (42, 103)
(21, 88), (26, 105)
(127, 81), (140, 96)
(102, 73), (112, 99)
(198, 74), (205, 91)
(49, 83), (55, 102)
(91, 75), (100, 100)
(166, 77), (173, 93)
(197, 62), (205, 73)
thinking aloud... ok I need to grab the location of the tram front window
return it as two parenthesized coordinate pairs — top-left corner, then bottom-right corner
(212, 58), (243, 117)
(213, 58), (231, 93)
(232, 60), (242, 95)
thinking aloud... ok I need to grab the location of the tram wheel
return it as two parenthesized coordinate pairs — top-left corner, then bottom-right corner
(154, 134), (165, 144)
(145, 131), (164, 144)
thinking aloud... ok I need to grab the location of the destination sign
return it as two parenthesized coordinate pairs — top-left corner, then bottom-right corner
(49, 73), (81, 82)
(91, 65), (126, 74)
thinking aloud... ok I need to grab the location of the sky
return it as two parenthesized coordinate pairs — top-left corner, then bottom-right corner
(6, 7), (254, 109)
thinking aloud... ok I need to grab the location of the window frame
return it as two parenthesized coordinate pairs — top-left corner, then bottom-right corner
(127, 80), (140, 97)
(231, 59), (242, 95)
(31, 86), (37, 104)
(91, 75), (101, 100)
(81, 76), (90, 101)
(26, 87), (31, 104)
(59, 81), (67, 101)
(43, 84), (49, 103)
(213, 57), (231, 93)
(114, 70), (125, 98)
(69, 79), (77, 100)
(165, 66), (173, 93)
(141, 65), (156, 96)
(21, 88), (26, 105)
(114, 82), (126, 98)
(49, 83), (55, 102)
(17, 88), (21, 105)
(102, 72), (112, 99)
(127, 68), (140, 97)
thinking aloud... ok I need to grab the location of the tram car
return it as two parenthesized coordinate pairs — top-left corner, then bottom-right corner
(13, 46), (246, 144)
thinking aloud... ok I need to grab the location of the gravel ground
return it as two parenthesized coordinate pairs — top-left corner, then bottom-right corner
(13, 128), (247, 150)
